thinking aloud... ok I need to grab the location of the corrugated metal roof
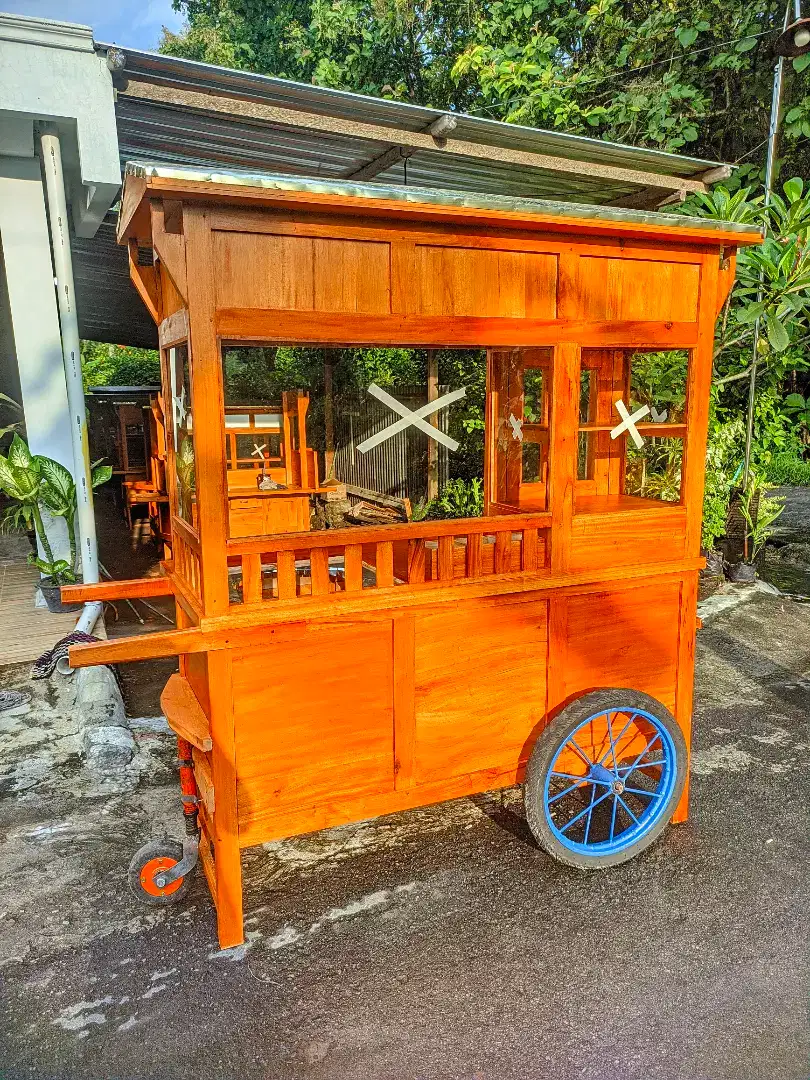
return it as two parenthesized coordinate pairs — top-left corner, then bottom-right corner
(128, 161), (761, 237)
(109, 45), (723, 182)
(78, 43), (738, 348)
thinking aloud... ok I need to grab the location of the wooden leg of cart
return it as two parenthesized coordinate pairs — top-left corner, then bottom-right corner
(672, 573), (699, 825)
(207, 652), (245, 949)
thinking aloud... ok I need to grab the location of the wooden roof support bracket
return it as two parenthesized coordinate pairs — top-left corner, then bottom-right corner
(121, 80), (709, 198)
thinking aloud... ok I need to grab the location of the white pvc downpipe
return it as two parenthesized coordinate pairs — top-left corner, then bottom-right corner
(39, 127), (99, 592)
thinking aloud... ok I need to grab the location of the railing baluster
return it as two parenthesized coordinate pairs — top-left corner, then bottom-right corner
(522, 528), (538, 572)
(494, 530), (511, 574)
(344, 544), (363, 591)
(466, 533), (483, 578)
(438, 535), (455, 581)
(242, 553), (262, 604)
(310, 548), (331, 596)
(376, 541), (394, 588)
(407, 538), (425, 584)
(277, 550), (297, 599)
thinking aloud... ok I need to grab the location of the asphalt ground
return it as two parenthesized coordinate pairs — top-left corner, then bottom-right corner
(1, 587), (808, 1080)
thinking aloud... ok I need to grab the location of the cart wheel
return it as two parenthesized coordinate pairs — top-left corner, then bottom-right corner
(524, 689), (687, 870)
(128, 838), (193, 905)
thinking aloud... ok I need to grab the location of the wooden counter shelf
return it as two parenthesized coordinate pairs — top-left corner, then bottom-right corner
(75, 162), (761, 949)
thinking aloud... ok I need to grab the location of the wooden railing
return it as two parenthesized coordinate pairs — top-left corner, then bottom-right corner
(172, 516), (203, 609)
(226, 513), (551, 606)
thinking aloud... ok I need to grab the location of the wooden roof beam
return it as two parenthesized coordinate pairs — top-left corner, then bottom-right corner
(121, 80), (709, 197)
(610, 165), (732, 210)
(345, 144), (416, 182)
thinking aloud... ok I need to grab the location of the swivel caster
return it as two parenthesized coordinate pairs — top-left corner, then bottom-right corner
(128, 836), (198, 906)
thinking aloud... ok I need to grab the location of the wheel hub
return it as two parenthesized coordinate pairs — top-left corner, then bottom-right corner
(611, 779), (625, 795)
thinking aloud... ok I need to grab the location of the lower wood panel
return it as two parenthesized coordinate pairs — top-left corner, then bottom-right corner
(233, 621), (395, 838)
(228, 578), (687, 848)
(549, 580), (681, 715)
(413, 594), (548, 781)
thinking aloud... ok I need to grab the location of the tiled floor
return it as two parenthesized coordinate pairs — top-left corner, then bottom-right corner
(0, 538), (78, 667)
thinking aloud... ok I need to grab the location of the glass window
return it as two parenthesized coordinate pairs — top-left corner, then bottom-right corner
(168, 343), (196, 525)
(576, 349), (688, 509)
(220, 345), (485, 541)
(490, 348), (552, 512)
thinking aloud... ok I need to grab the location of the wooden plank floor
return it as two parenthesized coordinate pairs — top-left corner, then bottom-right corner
(0, 561), (79, 667)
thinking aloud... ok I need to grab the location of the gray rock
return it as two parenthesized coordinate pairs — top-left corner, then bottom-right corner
(82, 725), (136, 771)
(74, 665), (135, 775)
(75, 666), (126, 729)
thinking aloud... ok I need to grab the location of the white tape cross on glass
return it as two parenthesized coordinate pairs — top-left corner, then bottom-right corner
(610, 399), (650, 449)
(357, 383), (466, 453)
(508, 413), (523, 442)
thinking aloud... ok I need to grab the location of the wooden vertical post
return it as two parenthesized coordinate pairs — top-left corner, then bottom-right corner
(672, 573), (698, 824)
(323, 351), (337, 480)
(426, 350), (439, 502)
(183, 207), (229, 616)
(683, 254), (720, 557)
(206, 651), (244, 948)
(548, 342), (579, 573)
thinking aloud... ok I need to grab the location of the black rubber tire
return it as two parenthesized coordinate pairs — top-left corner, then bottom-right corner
(524, 688), (687, 871)
(128, 838), (194, 906)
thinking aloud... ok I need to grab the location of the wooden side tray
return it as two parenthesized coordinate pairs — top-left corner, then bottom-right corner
(160, 673), (213, 752)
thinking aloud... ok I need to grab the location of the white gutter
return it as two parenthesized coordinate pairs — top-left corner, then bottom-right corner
(39, 125), (99, 590)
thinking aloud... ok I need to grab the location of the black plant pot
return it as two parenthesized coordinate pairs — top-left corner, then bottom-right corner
(726, 560), (758, 584)
(39, 577), (82, 613)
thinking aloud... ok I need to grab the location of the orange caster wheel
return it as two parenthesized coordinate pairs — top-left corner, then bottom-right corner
(128, 838), (195, 906)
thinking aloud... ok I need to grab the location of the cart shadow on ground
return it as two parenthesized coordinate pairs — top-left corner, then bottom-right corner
(1, 588), (809, 1080)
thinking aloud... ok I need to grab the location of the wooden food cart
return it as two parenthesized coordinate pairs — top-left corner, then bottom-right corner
(64, 164), (761, 949)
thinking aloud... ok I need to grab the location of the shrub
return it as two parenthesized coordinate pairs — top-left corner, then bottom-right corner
(765, 451), (810, 486)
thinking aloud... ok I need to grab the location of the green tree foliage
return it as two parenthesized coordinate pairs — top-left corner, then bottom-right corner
(163, 0), (810, 175)
(162, 0), (482, 109)
(80, 341), (161, 390)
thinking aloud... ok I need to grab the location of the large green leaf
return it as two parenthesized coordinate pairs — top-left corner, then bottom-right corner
(765, 313), (790, 353)
(37, 456), (75, 514)
(783, 177), (804, 204)
(91, 464), (113, 489)
(7, 434), (33, 470)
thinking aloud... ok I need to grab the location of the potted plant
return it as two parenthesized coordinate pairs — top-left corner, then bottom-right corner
(0, 435), (111, 612)
(727, 473), (785, 582)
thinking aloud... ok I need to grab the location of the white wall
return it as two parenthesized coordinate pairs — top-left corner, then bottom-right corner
(0, 155), (73, 561)
(0, 14), (120, 236)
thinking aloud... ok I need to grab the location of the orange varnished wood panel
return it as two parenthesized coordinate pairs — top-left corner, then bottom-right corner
(569, 505), (687, 571)
(212, 231), (391, 314)
(411, 246), (557, 319)
(233, 622), (395, 842)
(413, 595), (548, 782)
(550, 582), (681, 717)
(572, 256), (700, 323)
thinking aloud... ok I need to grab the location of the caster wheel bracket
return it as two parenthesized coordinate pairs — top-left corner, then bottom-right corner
(154, 834), (199, 889)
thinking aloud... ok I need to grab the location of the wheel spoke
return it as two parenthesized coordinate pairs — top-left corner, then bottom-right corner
(622, 785), (663, 799)
(597, 713), (636, 767)
(618, 734), (661, 775)
(559, 789), (612, 835)
(550, 771), (611, 786)
(548, 781), (585, 805)
(583, 784), (598, 845)
(603, 711), (619, 774)
(616, 794), (640, 826)
(609, 794), (619, 842)
(565, 739), (596, 771)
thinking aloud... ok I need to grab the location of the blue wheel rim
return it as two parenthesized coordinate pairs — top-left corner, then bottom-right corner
(542, 706), (678, 857)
